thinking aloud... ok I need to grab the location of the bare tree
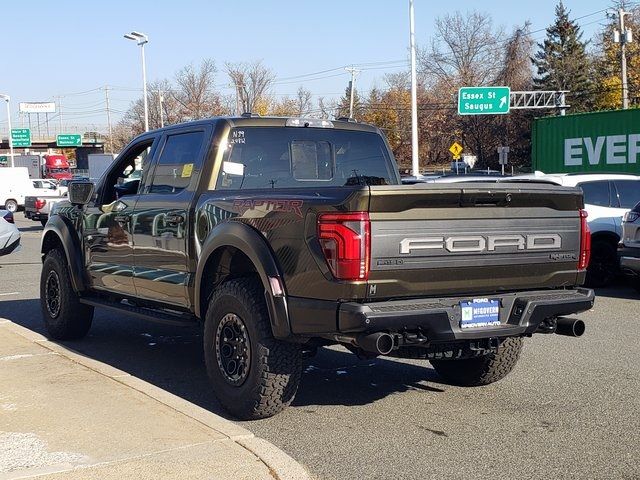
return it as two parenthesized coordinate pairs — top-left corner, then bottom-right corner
(119, 79), (176, 136)
(173, 59), (227, 119)
(116, 59), (230, 145)
(316, 97), (335, 119)
(226, 60), (275, 114)
(295, 86), (312, 116)
(384, 71), (410, 91)
(415, 11), (509, 167)
(270, 96), (297, 116)
(498, 24), (534, 90)
(419, 11), (504, 88)
(497, 25), (536, 169)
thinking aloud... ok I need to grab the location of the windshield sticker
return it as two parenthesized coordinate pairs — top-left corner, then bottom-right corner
(181, 163), (194, 178)
(231, 130), (245, 144)
(222, 161), (245, 176)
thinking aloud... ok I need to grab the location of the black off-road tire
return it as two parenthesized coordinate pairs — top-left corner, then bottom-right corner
(203, 277), (303, 420)
(40, 249), (94, 340)
(586, 239), (618, 288)
(430, 337), (523, 387)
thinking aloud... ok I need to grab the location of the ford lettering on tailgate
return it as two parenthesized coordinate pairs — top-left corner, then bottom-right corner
(399, 234), (562, 255)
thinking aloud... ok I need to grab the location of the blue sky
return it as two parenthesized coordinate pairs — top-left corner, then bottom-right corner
(0, 0), (614, 132)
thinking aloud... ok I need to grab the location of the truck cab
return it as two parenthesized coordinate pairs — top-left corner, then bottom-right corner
(43, 154), (72, 181)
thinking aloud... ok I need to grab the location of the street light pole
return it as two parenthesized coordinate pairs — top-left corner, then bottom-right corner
(0, 94), (14, 167)
(409, 0), (420, 177)
(124, 31), (149, 131)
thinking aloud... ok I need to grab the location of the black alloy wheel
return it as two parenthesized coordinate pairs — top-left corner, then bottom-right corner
(45, 270), (61, 318)
(215, 313), (251, 386)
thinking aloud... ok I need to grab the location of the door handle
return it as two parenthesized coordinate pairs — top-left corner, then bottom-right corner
(114, 215), (128, 224)
(165, 214), (184, 225)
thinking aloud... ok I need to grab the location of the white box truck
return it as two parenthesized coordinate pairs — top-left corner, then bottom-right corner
(0, 167), (38, 212)
(13, 155), (42, 178)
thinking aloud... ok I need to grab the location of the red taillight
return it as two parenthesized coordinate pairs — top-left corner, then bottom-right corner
(578, 209), (591, 270)
(3, 212), (14, 224)
(35, 199), (47, 210)
(317, 212), (370, 281)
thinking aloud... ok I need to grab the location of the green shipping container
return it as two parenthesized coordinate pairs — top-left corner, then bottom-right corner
(532, 109), (640, 174)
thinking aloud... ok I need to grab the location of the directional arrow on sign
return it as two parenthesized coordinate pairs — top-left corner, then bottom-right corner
(499, 96), (507, 109)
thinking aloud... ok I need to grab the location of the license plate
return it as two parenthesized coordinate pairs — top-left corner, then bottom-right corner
(460, 298), (500, 329)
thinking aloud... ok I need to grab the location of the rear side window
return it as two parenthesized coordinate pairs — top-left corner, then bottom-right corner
(217, 127), (395, 190)
(613, 180), (640, 209)
(150, 131), (204, 194)
(578, 181), (610, 207)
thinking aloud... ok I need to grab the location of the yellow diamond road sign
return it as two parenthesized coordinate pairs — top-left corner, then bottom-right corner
(449, 142), (463, 159)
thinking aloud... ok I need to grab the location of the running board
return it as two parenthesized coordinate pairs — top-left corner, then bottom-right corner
(79, 297), (199, 327)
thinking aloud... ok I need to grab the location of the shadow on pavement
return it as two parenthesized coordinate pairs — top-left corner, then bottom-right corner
(593, 283), (639, 301)
(16, 224), (44, 233)
(0, 298), (445, 421)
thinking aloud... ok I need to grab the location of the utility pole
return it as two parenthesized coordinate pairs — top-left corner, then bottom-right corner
(409, 0), (420, 177)
(104, 86), (113, 153)
(345, 67), (360, 118)
(56, 96), (63, 133)
(613, 7), (634, 109)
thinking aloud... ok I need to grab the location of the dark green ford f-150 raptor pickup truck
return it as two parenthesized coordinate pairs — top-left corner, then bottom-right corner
(39, 115), (594, 419)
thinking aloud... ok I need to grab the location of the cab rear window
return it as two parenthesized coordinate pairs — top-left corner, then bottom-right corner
(216, 127), (396, 190)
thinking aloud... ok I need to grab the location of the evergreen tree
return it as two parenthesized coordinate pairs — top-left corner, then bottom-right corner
(533, 2), (594, 112)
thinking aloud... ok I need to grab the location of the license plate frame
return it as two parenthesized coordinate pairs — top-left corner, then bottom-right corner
(459, 298), (501, 329)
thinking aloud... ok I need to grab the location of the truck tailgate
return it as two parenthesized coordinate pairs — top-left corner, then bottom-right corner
(367, 183), (584, 299)
(24, 196), (37, 214)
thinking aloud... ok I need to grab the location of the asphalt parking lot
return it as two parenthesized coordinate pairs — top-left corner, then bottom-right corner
(1, 215), (639, 480)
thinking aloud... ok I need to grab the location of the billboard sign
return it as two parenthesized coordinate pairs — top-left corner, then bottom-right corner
(19, 102), (56, 114)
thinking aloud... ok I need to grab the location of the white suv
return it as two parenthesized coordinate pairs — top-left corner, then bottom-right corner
(536, 173), (640, 287)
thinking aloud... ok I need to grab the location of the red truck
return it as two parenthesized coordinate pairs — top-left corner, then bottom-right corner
(43, 154), (72, 181)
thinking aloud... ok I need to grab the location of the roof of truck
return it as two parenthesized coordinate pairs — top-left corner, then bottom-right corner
(139, 115), (382, 137)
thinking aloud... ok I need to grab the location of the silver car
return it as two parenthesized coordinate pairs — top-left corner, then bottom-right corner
(620, 201), (640, 291)
(0, 209), (21, 256)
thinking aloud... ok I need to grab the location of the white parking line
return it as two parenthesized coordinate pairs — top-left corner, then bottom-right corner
(0, 292), (19, 296)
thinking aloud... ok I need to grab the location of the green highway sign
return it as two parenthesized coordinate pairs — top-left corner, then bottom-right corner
(0, 155), (7, 166)
(11, 128), (31, 147)
(57, 134), (82, 147)
(458, 86), (511, 115)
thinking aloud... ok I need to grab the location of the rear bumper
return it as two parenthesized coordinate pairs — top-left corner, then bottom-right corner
(25, 210), (47, 221)
(288, 288), (594, 342)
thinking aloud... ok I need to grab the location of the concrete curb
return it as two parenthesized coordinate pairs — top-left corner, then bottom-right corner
(1, 320), (311, 480)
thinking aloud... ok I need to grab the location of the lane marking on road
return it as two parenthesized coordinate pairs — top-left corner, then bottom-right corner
(0, 292), (20, 296)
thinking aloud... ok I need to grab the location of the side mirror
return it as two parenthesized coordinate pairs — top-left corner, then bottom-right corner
(68, 181), (94, 206)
